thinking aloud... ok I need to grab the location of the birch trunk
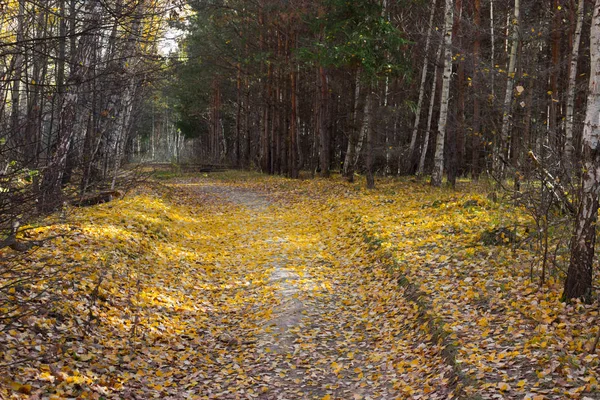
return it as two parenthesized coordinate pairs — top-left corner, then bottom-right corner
(564, 0), (600, 302)
(38, 0), (101, 212)
(417, 39), (444, 176)
(353, 94), (372, 168)
(565, 0), (584, 175)
(110, 2), (145, 180)
(407, 0), (437, 173)
(8, 0), (25, 160)
(431, 0), (454, 187)
(497, 0), (520, 175)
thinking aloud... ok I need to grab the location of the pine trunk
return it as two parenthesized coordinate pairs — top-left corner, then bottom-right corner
(319, 67), (330, 177)
(471, 0), (482, 180)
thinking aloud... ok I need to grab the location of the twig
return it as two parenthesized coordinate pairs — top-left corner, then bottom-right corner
(85, 269), (106, 334)
(527, 151), (575, 215)
(129, 278), (142, 344)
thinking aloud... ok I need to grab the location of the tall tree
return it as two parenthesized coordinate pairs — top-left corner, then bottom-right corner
(563, 0), (600, 301)
(406, 0), (437, 174)
(564, 0), (585, 177)
(431, 0), (454, 187)
(497, 0), (520, 175)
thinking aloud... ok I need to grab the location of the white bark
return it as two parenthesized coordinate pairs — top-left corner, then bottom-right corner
(353, 94), (372, 167)
(565, 0), (585, 169)
(407, 0), (438, 171)
(431, 0), (453, 186)
(417, 39), (443, 176)
(564, 1), (600, 300)
(497, 0), (520, 172)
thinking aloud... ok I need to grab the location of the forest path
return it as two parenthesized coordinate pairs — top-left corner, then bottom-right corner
(0, 175), (453, 400)
(4, 174), (600, 399)
(172, 178), (454, 399)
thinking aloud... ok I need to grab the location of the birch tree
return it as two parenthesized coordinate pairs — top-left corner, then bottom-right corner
(564, 0), (585, 177)
(564, 1), (600, 301)
(417, 39), (443, 177)
(497, 0), (520, 174)
(431, 0), (454, 187)
(406, 0), (437, 174)
(38, 0), (102, 212)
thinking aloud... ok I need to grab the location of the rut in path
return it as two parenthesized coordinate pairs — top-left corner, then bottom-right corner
(180, 179), (454, 400)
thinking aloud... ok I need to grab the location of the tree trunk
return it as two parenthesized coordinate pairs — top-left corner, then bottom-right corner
(353, 94), (372, 168)
(407, 0), (437, 174)
(489, 0), (496, 99)
(39, 0), (101, 212)
(549, 0), (562, 151)
(431, 0), (454, 187)
(497, 0), (520, 176)
(565, 0), (584, 178)
(236, 64), (242, 167)
(471, 0), (482, 180)
(319, 67), (330, 177)
(564, 1), (600, 302)
(454, 0), (465, 178)
(417, 39), (444, 176)
(364, 92), (374, 188)
(9, 0), (25, 161)
(344, 69), (361, 182)
(289, 65), (299, 179)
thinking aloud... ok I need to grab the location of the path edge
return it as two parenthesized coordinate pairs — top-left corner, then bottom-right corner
(348, 213), (479, 399)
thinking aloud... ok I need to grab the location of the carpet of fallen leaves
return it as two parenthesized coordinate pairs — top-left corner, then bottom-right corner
(0, 171), (599, 400)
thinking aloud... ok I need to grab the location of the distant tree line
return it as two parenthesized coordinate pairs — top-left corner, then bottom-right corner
(172, 0), (588, 186)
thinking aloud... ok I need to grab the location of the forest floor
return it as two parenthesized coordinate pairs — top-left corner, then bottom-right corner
(0, 171), (599, 399)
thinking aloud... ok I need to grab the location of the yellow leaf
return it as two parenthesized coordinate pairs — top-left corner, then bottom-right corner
(497, 382), (510, 391)
(9, 381), (32, 394)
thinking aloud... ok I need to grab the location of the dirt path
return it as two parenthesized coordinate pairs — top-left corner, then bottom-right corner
(0, 176), (455, 399)
(180, 179), (454, 400)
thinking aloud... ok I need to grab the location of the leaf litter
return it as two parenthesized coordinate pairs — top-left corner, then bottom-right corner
(0, 172), (598, 399)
